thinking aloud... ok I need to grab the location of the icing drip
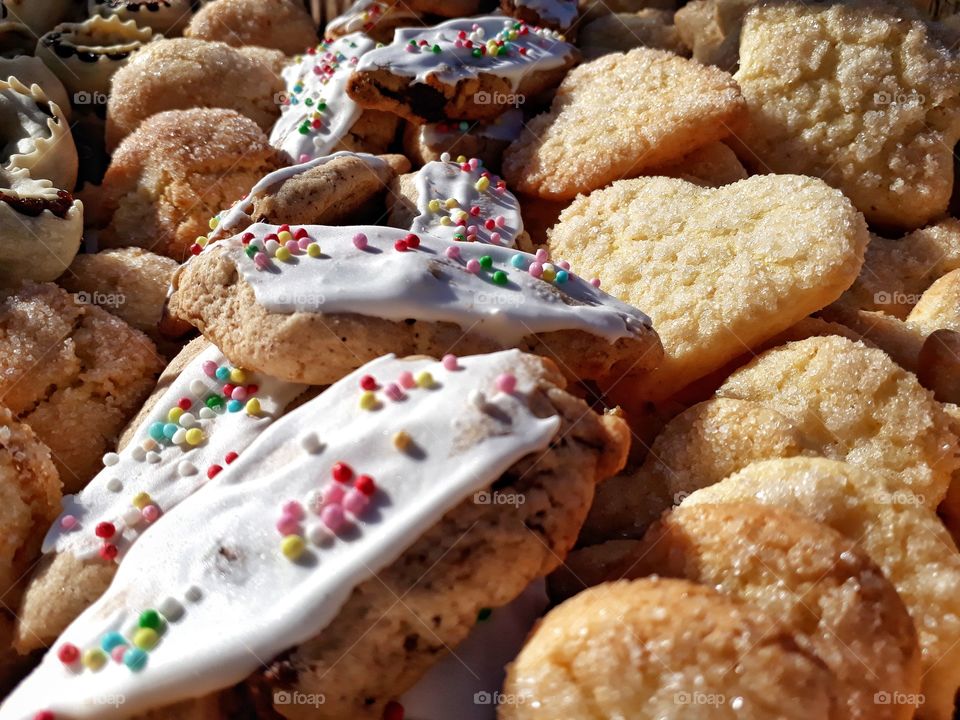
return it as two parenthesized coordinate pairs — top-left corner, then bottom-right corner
(44, 344), (306, 562)
(421, 108), (525, 147)
(1, 351), (561, 719)
(410, 158), (523, 247)
(269, 33), (376, 164)
(515, 0), (578, 28)
(355, 16), (576, 90)
(221, 223), (652, 345)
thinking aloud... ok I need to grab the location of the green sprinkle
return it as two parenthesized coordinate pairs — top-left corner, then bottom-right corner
(206, 395), (224, 409)
(139, 609), (163, 630)
(479, 255), (493, 270)
(492, 270), (508, 285)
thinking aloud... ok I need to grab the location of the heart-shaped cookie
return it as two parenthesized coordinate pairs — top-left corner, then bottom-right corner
(547, 173), (869, 401)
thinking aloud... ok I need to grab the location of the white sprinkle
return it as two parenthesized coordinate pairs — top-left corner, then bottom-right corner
(102, 452), (120, 466)
(300, 432), (322, 454)
(199, 407), (216, 419)
(172, 428), (187, 445)
(179, 412), (196, 428)
(122, 508), (142, 527)
(106, 478), (123, 493)
(440, 151), (451, 162)
(185, 586), (203, 602)
(159, 597), (184, 621)
(189, 380), (208, 396)
(146, 451), (161, 464)
(178, 461), (198, 476)
(307, 523), (331, 547)
(131, 446), (146, 462)
(468, 390), (486, 408)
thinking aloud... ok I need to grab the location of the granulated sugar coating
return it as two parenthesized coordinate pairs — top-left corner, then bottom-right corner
(908, 269), (960, 335)
(503, 47), (747, 199)
(685, 458), (960, 720)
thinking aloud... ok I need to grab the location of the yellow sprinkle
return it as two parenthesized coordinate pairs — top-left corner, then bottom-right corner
(82, 648), (107, 671)
(185, 428), (204, 446)
(229, 368), (246, 384)
(359, 391), (377, 410)
(133, 628), (159, 650)
(416, 371), (434, 388)
(278, 230), (293, 243)
(439, 216), (452, 226)
(445, 197), (459, 209)
(307, 242), (321, 257)
(393, 431), (411, 450)
(208, 216), (219, 229)
(245, 398), (262, 416)
(475, 177), (490, 192)
(428, 199), (441, 213)
(281, 534), (306, 560)
(196, 235), (208, 247)
(456, 155), (467, 164)
(132, 492), (152, 509)
(542, 266), (556, 282)
(167, 407), (183, 423)
(275, 247), (291, 262)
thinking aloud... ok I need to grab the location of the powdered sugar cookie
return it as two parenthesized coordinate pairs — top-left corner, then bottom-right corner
(169, 223), (662, 386)
(503, 47), (746, 199)
(402, 108), (525, 171)
(185, 0), (317, 55)
(347, 16), (579, 123)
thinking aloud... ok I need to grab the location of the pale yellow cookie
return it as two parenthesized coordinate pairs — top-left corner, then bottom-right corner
(645, 139), (747, 186)
(818, 304), (926, 372)
(674, 0), (758, 70)
(503, 47), (747, 199)
(548, 174), (868, 401)
(908, 268), (960, 334)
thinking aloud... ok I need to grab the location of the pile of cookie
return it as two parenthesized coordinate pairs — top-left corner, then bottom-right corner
(1, 0), (959, 718)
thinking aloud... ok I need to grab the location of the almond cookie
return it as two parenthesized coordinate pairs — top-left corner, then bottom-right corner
(733, 0), (960, 230)
(2, 350), (629, 719)
(684, 457), (960, 720)
(169, 223), (662, 386)
(501, 0), (579, 33)
(717, 335), (959, 505)
(503, 47), (746, 199)
(325, 0), (421, 44)
(97, 108), (283, 261)
(674, 0), (757, 70)
(106, 39), (286, 151)
(548, 174), (868, 401)
(185, 0), (317, 55)
(636, 503), (921, 720)
(402, 108), (525, 172)
(347, 16), (579, 123)
(0, 283), (164, 493)
(907, 268), (960, 334)
(578, 9), (688, 59)
(502, 577), (840, 720)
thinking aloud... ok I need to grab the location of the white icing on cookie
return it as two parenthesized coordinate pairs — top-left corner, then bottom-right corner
(1, 351), (561, 719)
(354, 16), (576, 90)
(44, 344), (306, 562)
(514, 0), (578, 28)
(269, 33), (376, 164)
(219, 222), (651, 345)
(410, 158), (523, 246)
(325, 0), (418, 37)
(421, 108), (525, 148)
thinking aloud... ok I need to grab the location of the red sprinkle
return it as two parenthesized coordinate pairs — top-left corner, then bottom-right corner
(177, 398), (192, 411)
(331, 462), (353, 483)
(294, 227), (308, 240)
(241, 232), (255, 245)
(99, 543), (118, 561)
(95, 522), (115, 539)
(405, 234), (420, 249)
(394, 240), (408, 252)
(246, 384), (259, 395)
(223, 383), (235, 397)
(265, 233), (279, 242)
(360, 375), (377, 391)
(207, 464), (223, 479)
(34, 712), (55, 720)
(384, 701), (404, 720)
(224, 451), (239, 465)
(278, 224), (290, 233)
(484, 219), (496, 230)
(190, 244), (202, 256)
(355, 475), (376, 496)
(57, 643), (80, 665)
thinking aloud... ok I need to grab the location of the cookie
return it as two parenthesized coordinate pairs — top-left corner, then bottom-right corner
(818, 304), (925, 373)
(501, 0), (579, 33)
(674, 0), (757, 71)
(57, 248), (180, 342)
(548, 174), (868, 401)
(684, 457), (960, 720)
(647, 139), (747, 186)
(918, 329), (960, 404)
(579, 0), (679, 25)
(907, 268), (960, 334)
(89, 0), (194, 36)
(169, 223), (663, 386)
(184, 0), (317, 55)
(13, 337), (308, 653)
(0, 0), (72, 36)
(502, 577), (840, 720)
(636, 502), (921, 720)
(402, 108), (525, 172)
(3, 350), (629, 719)
(347, 17), (579, 123)
(403, 0), (487, 17)
(325, 0), (421, 44)
(270, 34), (399, 163)
(0, 283), (164, 493)
(504, 47), (746, 199)
(732, 0), (960, 230)
(717, 335), (960, 505)
(833, 219), (960, 319)
(546, 538), (644, 602)
(578, 9), (688, 59)
(106, 39), (286, 151)
(97, 108), (283, 261)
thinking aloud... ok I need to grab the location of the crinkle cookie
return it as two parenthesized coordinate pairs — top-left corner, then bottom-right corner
(717, 335), (960, 505)
(2, 350), (629, 719)
(503, 47), (746, 199)
(684, 458), (960, 720)
(674, 0), (758, 71)
(185, 0), (317, 55)
(325, 0), (421, 44)
(105, 39), (286, 151)
(88, 0), (195, 36)
(547, 174), (868, 401)
(732, 0), (960, 230)
(632, 502), (921, 720)
(501, 0), (579, 33)
(502, 577), (841, 720)
(0, 283), (164, 493)
(908, 268), (960, 334)
(169, 223), (662, 386)
(97, 108), (283, 261)
(578, 9), (688, 59)
(347, 16), (579, 123)
(402, 108), (525, 172)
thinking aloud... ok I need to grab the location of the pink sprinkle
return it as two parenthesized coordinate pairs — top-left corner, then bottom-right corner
(142, 504), (161, 523)
(405, 43), (418, 53)
(276, 515), (301, 535)
(298, 154), (311, 163)
(285, 240), (300, 254)
(343, 489), (369, 515)
(202, 360), (218, 378)
(490, 232), (502, 245)
(590, 278), (601, 288)
(528, 262), (543, 278)
(445, 246), (461, 260)
(496, 373), (517, 394)
(399, 371), (416, 389)
(535, 248), (549, 263)
(254, 252), (269, 270)
(298, 237), (312, 251)
(442, 354), (458, 370)
(321, 504), (346, 532)
(558, 260), (571, 270)
(496, 216), (506, 227)
(322, 483), (346, 506)
(466, 259), (481, 273)
(231, 387), (248, 402)
(111, 646), (127, 663)
(467, 225), (479, 236)
(385, 383), (404, 401)
(455, 39), (464, 48)
(353, 232), (368, 249)
(283, 500), (305, 520)
(469, 158), (480, 170)
(60, 514), (77, 531)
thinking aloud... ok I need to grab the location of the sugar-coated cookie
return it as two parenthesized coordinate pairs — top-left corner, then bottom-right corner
(685, 457), (960, 720)
(548, 174), (868, 401)
(908, 268), (960, 334)
(637, 502), (921, 720)
(347, 16), (579, 123)
(2, 350), (629, 719)
(674, 0), (757, 70)
(98, 108), (283, 261)
(504, 47), (746, 199)
(501, 0), (579, 33)
(106, 39), (286, 151)
(325, 0), (421, 44)
(578, 9), (688, 59)
(502, 577), (840, 720)
(88, 0), (194, 36)
(0, 283), (164, 493)
(170, 223), (663, 386)
(918, 329), (960, 404)
(733, 0), (960, 230)
(818, 304), (925, 373)
(579, 0), (679, 25)
(646, 139), (747, 186)
(402, 109), (525, 172)
(185, 0), (317, 55)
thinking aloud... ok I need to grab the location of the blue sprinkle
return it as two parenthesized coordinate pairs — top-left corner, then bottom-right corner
(555, 270), (569, 284)
(124, 648), (148, 671)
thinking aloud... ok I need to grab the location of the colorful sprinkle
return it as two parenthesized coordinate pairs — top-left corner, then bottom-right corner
(57, 643), (80, 665)
(496, 373), (517, 394)
(124, 648), (148, 671)
(281, 534), (307, 560)
(82, 648), (107, 671)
